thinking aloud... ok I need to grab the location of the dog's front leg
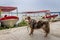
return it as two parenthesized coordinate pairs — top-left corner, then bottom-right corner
(29, 27), (34, 35)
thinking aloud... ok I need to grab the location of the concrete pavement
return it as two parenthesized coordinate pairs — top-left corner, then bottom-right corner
(0, 22), (60, 40)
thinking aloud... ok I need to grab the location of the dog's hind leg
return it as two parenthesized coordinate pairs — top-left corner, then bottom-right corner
(46, 23), (50, 37)
(45, 27), (50, 37)
(42, 24), (50, 37)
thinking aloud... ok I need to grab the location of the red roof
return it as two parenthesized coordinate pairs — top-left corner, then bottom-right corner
(0, 6), (17, 12)
(23, 10), (50, 14)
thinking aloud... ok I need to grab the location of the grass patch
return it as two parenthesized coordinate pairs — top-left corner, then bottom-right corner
(18, 20), (28, 27)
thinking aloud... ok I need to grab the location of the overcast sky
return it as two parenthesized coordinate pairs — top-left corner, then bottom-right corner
(0, 0), (60, 12)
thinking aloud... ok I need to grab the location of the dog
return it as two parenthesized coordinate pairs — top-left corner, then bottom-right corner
(25, 16), (50, 37)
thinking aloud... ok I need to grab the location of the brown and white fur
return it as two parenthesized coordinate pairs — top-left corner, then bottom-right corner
(25, 16), (50, 37)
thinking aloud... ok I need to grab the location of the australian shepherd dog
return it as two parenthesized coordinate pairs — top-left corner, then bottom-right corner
(25, 16), (50, 37)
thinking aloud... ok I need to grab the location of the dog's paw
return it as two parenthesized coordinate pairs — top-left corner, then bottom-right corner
(29, 33), (33, 35)
(44, 34), (48, 37)
(44, 35), (47, 37)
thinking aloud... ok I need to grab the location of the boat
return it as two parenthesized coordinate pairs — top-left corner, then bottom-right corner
(0, 15), (19, 27)
(0, 6), (19, 27)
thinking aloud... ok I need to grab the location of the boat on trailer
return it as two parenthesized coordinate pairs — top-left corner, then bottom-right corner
(0, 6), (19, 27)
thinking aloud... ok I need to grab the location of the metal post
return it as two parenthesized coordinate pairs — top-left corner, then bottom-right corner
(0, 9), (1, 18)
(0, 9), (1, 27)
(9, 12), (11, 16)
(59, 12), (60, 18)
(16, 8), (18, 16)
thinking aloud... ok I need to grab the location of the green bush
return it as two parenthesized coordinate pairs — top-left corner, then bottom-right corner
(18, 20), (28, 27)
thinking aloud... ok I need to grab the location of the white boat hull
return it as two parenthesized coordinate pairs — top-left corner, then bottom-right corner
(1, 19), (18, 27)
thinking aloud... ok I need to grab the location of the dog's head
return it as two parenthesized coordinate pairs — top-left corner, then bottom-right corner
(24, 16), (31, 23)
